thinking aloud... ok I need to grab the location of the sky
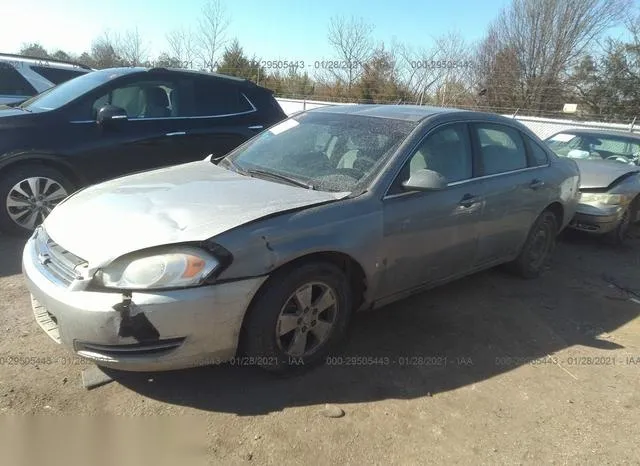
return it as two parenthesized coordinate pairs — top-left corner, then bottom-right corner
(2, 0), (514, 63)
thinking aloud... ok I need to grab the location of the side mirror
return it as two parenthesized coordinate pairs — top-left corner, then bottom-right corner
(97, 105), (128, 125)
(402, 168), (448, 191)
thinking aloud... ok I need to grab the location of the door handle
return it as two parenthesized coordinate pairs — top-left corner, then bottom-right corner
(166, 131), (186, 137)
(530, 179), (545, 190)
(248, 125), (264, 130)
(458, 193), (479, 208)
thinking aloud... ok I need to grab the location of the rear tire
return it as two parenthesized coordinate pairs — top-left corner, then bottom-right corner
(242, 262), (352, 374)
(0, 164), (74, 236)
(507, 210), (558, 279)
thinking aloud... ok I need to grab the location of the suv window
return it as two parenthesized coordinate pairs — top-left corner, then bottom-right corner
(0, 63), (36, 96)
(30, 66), (86, 85)
(91, 79), (185, 119)
(191, 79), (254, 116)
(475, 124), (527, 175)
(389, 123), (473, 194)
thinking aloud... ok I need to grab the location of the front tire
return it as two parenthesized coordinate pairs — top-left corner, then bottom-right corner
(242, 262), (353, 374)
(0, 164), (74, 236)
(604, 198), (639, 246)
(507, 210), (558, 279)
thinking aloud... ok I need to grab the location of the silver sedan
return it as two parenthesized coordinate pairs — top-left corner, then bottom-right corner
(544, 129), (640, 244)
(23, 105), (580, 373)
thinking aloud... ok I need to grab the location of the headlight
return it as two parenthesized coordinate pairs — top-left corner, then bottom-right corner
(579, 192), (633, 206)
(96, 246), (220, 290)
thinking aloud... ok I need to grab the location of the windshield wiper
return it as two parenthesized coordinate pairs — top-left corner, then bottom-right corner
(210, 154), (227, 164)
(246, 168), (315, 190)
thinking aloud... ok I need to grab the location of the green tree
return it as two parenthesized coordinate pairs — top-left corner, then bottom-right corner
(51, 50), (72, 62)
(265, 68), (315, 98)
(77, 52), (95, 68)
(355, 45), (406, 103)
(571, 39), (640, 120)
(19, 43), (49, 58)
(216, 38), (265, 83)
(153, 52), (183, 68)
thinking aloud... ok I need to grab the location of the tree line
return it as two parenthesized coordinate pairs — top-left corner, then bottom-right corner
(16, 0), (640, 123)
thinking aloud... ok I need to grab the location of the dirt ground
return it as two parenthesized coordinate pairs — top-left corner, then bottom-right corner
(1, 228), (639, 465)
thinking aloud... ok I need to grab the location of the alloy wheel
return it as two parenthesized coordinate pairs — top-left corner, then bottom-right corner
(275, 281), (338, 357)
(6, 177), (69, 230)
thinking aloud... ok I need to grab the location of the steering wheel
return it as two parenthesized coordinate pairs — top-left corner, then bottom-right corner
(606, 155), (631, 164)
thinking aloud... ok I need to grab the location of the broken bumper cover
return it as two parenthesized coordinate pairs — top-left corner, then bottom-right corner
(22, 237), (267, 372)
(568, 203), (625, 234)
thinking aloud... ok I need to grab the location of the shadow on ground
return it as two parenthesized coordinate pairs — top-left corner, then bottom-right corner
(0, 234), (26, 277)
(111, 233), (640, 415)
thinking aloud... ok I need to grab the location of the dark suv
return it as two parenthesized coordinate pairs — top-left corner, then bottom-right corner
(0, 67), (287, 234)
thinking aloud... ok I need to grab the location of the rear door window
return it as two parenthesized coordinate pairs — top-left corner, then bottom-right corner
(0, 63), (37, 96)
(474, 124), (528, 176)
(190, 78), (254, 116)
(31, 66), (86, 85)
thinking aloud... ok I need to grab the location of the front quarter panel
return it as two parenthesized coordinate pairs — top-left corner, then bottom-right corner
(551, 156), (581, 229)
(210, 196), (384, 307)
(606, 172), (640, 197)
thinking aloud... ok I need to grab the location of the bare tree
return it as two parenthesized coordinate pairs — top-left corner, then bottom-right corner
(397, 31), (474, 105)
(117, 27), (148, 66)
(166, 26), (197, 68)
(478, 0), (630, 112)
(322, 15), (375, 95)
(196, 0), (231, 71)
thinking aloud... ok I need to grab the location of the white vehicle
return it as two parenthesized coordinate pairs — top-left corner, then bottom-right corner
(0, 53), (92, 106)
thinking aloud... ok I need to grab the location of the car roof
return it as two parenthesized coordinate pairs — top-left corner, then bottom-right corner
(306, 104), (533, 131)
(551, 128), (640, 140)
(308, 104), (468, 122)
(98, 66), (259, 88)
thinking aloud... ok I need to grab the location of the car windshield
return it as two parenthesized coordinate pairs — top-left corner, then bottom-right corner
(221, 111), (416, 192)
(545, 132), (640, 164)
(18, 69), (129, 112)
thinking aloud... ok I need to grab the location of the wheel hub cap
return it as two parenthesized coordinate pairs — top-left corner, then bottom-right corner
(6, 177), (69, 230)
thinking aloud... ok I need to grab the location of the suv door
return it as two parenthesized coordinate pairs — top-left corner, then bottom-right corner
(175, 76), (270, 160)
(470, 123), (553, 266)
(379, 123), (483, 299)
(65, 73), (195, 183)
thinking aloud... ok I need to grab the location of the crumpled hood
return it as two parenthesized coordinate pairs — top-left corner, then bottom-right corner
(43, 160), (349, 266)
(575, 159), (640, 189)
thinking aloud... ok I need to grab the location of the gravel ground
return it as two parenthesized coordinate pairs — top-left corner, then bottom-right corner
(1, 229), (639, 465)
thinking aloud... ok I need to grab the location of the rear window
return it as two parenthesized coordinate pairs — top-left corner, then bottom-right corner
(0, 62), (37, 96)
(192, 79), (254, 116)
(31, 65), (86, 85)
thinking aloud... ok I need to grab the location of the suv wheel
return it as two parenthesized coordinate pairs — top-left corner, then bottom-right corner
(0, 165), (74, 236)
(243, 262), (353, 374)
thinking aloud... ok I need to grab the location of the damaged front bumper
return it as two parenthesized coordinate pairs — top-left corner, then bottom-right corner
(22, 236), (267, 372)
(568, 203), (626, 234)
